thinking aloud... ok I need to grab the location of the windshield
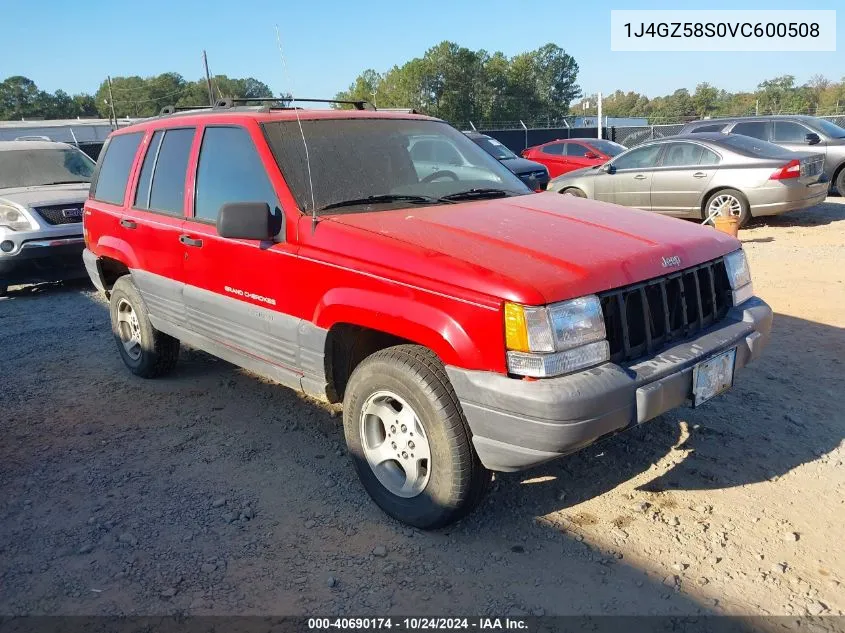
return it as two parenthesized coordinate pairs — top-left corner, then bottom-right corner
(470, 135), (519, 160)
(808, 118), (845, 139)
(0, 147), (95, 189)
(587, 140), (627, 157)
(262, 119), (530, 214)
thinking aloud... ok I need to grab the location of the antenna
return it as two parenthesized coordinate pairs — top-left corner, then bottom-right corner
(275, 24), (317, 232)
(202, 50), (215, 106)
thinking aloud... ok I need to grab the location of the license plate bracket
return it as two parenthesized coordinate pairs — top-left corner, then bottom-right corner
(692, 348), (737, 407)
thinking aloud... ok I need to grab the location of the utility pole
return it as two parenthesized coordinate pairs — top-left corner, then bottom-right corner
(203, 50), (215, 106)
(755, 99), (759, 116)
(106, 76), (118, 129)
(597, 92), (603, 140)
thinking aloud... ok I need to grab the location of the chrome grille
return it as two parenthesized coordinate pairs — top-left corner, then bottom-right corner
(33, 204), (84, 225)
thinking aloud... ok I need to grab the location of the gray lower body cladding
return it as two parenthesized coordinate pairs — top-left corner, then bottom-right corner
(447, 298), (773, 472)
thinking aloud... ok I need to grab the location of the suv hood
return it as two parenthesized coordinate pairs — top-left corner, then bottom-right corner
(328, 192), (740, 305)
(0, 183), (90, 208)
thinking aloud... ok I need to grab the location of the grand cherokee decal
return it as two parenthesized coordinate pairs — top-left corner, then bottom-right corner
(224, 286), (277, 306)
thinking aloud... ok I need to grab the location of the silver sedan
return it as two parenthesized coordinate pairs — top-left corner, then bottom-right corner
(546, 132), (828, 226)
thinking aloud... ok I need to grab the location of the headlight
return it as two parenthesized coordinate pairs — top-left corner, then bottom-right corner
(724, 249), (754, 305)
(0, 203), (35, 232)
(504, 296), (609, 378)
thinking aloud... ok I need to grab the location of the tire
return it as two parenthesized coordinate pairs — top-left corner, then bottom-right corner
(561, 187), (587, 198)
(343, 345), (491, 529)
(704, 188), (751, 228)
(109, 275), (180, 378)
(0, 285), (7, 298)
(835, 167), (845, 197)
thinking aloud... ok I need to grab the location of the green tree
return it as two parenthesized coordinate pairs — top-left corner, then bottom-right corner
(692, 82), (719, 117)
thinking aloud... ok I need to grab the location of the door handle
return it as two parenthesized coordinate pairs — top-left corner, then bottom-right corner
(633, 174), (647, 180)
(120, 218), (137, 229)
(179, 234), (203, 248)
(693, 172), (707, 178)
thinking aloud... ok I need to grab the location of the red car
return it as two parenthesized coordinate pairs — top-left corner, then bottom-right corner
(83, 102), (771, 528)
(522, 138), (627, 178)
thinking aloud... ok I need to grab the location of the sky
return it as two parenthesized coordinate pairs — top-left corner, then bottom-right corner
(3, 0), (842, 105)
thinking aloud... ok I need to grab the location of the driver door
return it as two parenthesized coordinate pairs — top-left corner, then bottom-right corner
(609, 143), (664, 210)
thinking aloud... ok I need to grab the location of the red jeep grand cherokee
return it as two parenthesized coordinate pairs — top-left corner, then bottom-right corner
(83, 101), (772, 528)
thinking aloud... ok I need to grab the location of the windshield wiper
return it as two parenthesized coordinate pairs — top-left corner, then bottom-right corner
(44, 180), (90, 185)
(438, 188), (511, 202)
(320, 194), (443, 211)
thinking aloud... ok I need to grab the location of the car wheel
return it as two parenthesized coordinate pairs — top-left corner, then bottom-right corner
(343, 344), (491, 529)
(109, 275), (180, 378)
(705, 189), (751, 228)
(561, 187), (587, 198)
(835, 168), (845, 197)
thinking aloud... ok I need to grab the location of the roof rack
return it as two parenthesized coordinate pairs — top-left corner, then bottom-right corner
(215, 97), (375, 111)
(157, 97), (376, 118)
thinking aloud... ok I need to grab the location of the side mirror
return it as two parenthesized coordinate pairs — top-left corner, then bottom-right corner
(217, 202), (274, 240)
(602, 163), (616, 174)
(584, 151), (599, 159)
(805, 133), (821, 145)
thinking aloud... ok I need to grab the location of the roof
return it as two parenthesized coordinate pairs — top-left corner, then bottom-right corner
(111, 107), (440, 135)
(0, 140), (75, 151)
(684, 115), (820, 126)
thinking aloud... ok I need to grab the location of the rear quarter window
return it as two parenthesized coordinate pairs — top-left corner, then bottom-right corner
(92, 132), (143, 205)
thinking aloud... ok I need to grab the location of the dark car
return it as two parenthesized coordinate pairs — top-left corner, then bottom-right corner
(680, 115), (845, 194)
(464, 132), (549, 190)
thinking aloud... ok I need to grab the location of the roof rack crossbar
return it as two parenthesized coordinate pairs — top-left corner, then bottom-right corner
(216, 97), (374, 111)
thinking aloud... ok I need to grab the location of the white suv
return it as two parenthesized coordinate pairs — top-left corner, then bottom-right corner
(0, 140), (95, 296)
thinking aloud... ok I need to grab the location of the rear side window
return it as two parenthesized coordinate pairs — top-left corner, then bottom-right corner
(731, 121), (770, 141)
(135, 128), (195, 215)
(194, 126), (280, 224)
(541, 143), (564, 156)
(566, 144), (589, 157)
(661, 142), (704, 167)
(690, 124), (725, 133)
(92, 132), (143, 205)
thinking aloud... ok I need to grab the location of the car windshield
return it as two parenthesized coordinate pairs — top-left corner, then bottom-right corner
(808, 118), (845, 139)
(470, 135), (519, 160)
(0, 147), (95, 189)
(262, 119), (530, 214)
(587, 140), (626, 157)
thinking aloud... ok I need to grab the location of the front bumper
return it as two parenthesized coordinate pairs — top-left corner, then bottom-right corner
(447, 298), (773, 472)
(0, 237), (87, 286)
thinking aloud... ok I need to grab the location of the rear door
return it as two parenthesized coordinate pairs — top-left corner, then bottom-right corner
(124, 127), (195, 328)
(537, 143), (569, 177)
(608, 143), (663, 209)
(650, 142), (720, 217)
(179, 124), (302, 379)
(564, 142), (597, 171)
(728, 120), (772, 142)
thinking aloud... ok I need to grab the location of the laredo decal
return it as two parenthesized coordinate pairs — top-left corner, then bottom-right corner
(224, 286), (277, 306)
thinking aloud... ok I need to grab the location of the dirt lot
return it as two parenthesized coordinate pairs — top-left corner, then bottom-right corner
(1, 199), (843, 619)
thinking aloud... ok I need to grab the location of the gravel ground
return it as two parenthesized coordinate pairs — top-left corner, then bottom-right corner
(1, 198), (843, 618)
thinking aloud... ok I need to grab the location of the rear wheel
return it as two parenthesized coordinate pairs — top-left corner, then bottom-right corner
(343, 345), (491, 529)
(561, 187), (587, 198)
(109, 276), (180, 378)
(705, 188), (751, 228)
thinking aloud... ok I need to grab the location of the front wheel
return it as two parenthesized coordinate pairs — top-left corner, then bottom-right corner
(835, 168), (845, 197)
(343, 345), (491, 529)
(560, 187), (587, 198)
(704, 188), (751, 227)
